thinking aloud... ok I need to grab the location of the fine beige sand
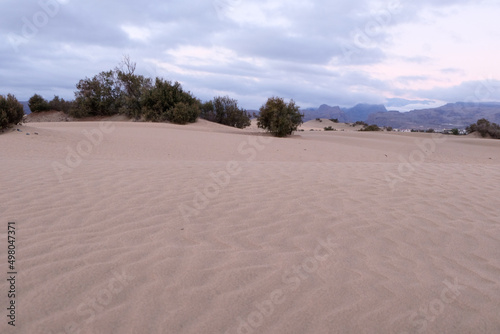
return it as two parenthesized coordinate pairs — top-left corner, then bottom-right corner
(1, 120), (499, 334)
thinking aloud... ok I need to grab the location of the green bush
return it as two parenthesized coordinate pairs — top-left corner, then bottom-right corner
(165, 102), (200, 125)
(69, 58), (203, 124)
(200, 96), (251, 128)
(257, 97), (303, 137)
(28, 94), (50, 112)
(141, 78), (199, 124)
(359, 124), (382, 131)
(352, 121), (368, 127)
(466, 119), (500, 139)
(324, 126), (336, 131)
(72, 70), (122, 117)
(116, 58), (152, 119)
(330, 118), (339, 123)
(48, 96), (73, 113)
(0, 94), (24, 129)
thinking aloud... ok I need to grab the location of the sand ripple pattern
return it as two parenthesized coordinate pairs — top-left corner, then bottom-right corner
(1, 123), (499, 334)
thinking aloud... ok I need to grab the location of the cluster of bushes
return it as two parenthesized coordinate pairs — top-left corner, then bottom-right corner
(24, 58), (198, 125)
(139, 78), (200, 124)
(26, 58), (256, 128)
(330, 118), (339, 123)
(22, 58), (307, 136)
(28, 94), (73, 113)
(70, 59), (201, 124)
(466, 118), (500, 139)
(352, 121), (368, 127)
(324, 126), (336, 131)
(200, 96), (251, 129)
(0, 94), (24, 130)
(359, 124), (381, 131)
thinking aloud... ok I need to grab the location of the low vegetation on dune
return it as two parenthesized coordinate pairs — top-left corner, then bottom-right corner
(200, 96), (251, 129)
(28, 94), (50, 113)
(0, 94), (24, 130)
(352, 121), (368, 127)
(359, 124), (382, 131)
(17, 57), (262, 130)
(466, 118), (500, 139)
(9, 57), (500, 140)
(70, 59), (201, 124)
(257, 97), (304, 137)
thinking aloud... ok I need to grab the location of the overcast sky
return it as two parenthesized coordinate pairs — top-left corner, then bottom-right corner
(1, 0), (499, 111)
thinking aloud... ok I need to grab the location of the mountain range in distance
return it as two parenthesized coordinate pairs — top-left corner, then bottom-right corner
(299, 102), (500, 130)
(21, 100), (500, 130)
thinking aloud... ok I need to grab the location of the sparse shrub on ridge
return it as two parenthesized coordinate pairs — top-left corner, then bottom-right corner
(0, 94), (24, 130)
(28, 94), (50, 112)
(330, 118), (339, 123)
(257, 97), (303, 137)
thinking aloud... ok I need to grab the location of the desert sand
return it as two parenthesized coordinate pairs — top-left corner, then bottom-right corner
(1, 119), (499, 334)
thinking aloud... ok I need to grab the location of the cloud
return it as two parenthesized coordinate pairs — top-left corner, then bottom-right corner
(386, 97), (436, 108)
(0, 0), (498, 110)
(413, 79), (500, 103)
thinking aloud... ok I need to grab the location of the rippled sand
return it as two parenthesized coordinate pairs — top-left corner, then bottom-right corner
(1, 120), (499, 333)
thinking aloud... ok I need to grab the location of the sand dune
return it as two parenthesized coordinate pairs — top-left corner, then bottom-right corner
(1, 120), (499, 333)
(299, 119), (365, 132)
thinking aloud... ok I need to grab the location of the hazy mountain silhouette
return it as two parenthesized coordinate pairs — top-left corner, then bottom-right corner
(367, 102), (500, 129)
(302, 102), (500, 129)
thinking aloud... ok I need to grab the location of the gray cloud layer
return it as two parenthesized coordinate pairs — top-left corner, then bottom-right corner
(1, 0), (498, 109)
